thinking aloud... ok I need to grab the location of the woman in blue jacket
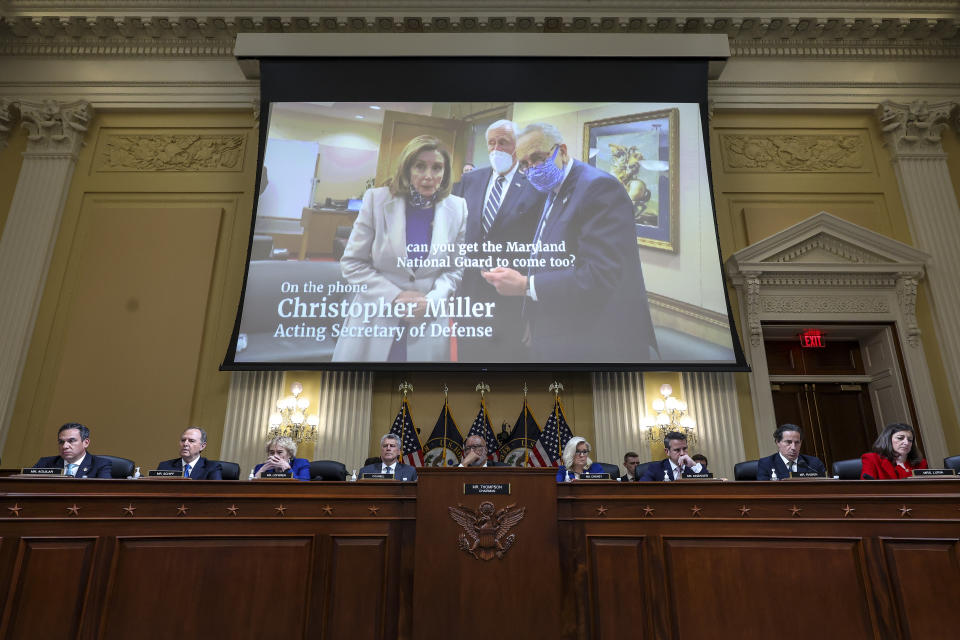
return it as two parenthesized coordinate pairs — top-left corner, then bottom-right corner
(556, 436), (605, 482)
(253, 436), (311, 480)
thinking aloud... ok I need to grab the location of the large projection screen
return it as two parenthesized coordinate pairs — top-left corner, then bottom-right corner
(223, 43), (747, 372)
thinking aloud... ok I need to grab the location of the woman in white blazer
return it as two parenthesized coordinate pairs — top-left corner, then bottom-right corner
(333, 135), (467, 362)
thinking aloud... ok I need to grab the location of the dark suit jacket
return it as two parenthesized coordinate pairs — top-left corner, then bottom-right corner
(157, 456), (222, 480)
(452, 166), (544, 361)
(638, 458), (708, 482)
(358, 461), (418, 481)
(33, 454), (112, 478)
(756, 453), (826, 480)
(527, 160), (656, 362)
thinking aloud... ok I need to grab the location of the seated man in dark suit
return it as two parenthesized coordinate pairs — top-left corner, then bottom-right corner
(757, 424), (826, 480)
(157, 427), (222, 479)
(33, 422), (112, 478)
(358, 434), (418, 481)
(620, 451), (640, 482)
(458, 435), (506, 467)
(639, 431), (708, 481)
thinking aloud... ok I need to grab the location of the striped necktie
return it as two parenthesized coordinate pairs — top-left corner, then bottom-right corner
(482, 176), (505, 235)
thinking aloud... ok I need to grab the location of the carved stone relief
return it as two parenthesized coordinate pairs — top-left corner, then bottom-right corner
(876, 100), (958, 156)
(0, 98), (13, 150)
(720, 133), (865, 172)
(95, 133), (246, 172)
(18, 100), (93, 156)
(895, 273), (921, 347)
(761, 295), (890, 314)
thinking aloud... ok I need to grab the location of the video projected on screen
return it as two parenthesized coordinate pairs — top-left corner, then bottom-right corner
(232, 101), (737, 367)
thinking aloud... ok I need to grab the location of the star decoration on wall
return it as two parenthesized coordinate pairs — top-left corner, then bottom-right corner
(595, 505), (608, 516)
(789, 505), (803, 517)
(7, 504), (22, 517)
(67, 504), (81, 516)
(176, 504), (189, 516)
(368, 505), (380, 515)
(122, 504), (136, 516)
(842, 504), (855, 517)
(275, 504), (287, 516)
(898, 505), (913, 518)
(690, 505), (703, 517)
(226, 504), (239, 516)
(737, 504), (751, 517)
(642, 505), (655, 517)
(321, 504), (334, 516)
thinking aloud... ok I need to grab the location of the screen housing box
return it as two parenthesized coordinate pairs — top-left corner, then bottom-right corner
(235, 33), (729, 79)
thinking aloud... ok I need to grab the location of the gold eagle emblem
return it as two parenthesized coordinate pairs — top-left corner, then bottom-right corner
(448, 501), (525, 561)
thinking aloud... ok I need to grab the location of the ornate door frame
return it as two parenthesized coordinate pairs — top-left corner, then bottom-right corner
(726, 212), (947, 465)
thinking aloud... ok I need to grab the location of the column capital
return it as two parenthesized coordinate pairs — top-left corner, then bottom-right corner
(0, 98), (14, 151)
(876, 100), (958, 157)
(18, 99), (94, 158)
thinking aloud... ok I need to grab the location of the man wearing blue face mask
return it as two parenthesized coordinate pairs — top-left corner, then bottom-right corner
(482, 122), (656, 362)
(452, 119), (545, 362)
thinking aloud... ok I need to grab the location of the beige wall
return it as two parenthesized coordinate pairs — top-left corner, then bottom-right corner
(2, 110), (259, 469)
(2, 106), (958, 468)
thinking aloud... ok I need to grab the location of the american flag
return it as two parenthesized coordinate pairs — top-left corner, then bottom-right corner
(531, 399), (574, 467)
(467, 398), (500, 462)
(388, 398), (425, 467)
(499, 399), (541, 467)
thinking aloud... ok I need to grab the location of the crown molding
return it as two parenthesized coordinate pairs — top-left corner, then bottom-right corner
(1, 12), (958, 59)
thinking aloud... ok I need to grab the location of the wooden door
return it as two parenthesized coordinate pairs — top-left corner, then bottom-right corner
(375, 110), (468, 187)
(771, 382), (877, 469)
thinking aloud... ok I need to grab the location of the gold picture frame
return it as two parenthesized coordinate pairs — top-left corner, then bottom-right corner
(583, 108), (680, 252)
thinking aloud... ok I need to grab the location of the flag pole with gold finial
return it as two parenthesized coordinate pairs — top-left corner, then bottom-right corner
(398, 381), (413, 463)
(549, 381), (564, 462)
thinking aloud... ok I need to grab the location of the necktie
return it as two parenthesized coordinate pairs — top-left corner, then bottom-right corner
(482, 176), (505, 235)
(531, 191), (558, 254)
(66, 463), (77, 477)
(184, 463), (191, 478)
(386, 465), (394, 475)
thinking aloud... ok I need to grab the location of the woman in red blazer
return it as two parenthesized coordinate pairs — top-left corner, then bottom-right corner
(861, 423), (927, 479)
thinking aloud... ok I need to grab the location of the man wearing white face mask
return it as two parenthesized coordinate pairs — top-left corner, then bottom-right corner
(452, 119), (544, 362)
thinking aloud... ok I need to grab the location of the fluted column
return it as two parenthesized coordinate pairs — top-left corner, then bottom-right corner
(313, 370), (374, 473)
(220, 371), (284, 476)
(681, 372), (744, 479)
(591, 372), (648, 467)
(0, 100), (93, 449)
(877, 100), (960, 428)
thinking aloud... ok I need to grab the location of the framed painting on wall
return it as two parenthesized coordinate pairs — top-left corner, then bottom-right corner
(583, 108), (679, 252)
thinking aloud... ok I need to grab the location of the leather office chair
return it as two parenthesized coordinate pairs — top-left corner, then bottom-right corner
(943, 455), (960, 472)
(734, 459), (759, 481)
(633, 460), (660, 481)
(832, 458), (863, 479)
(99, 455), (135, 479)
(210, 460), (240, 480)
(595, 462), (620, 477)
(363, 456), (381, 467)
(310, 460), (347, 481)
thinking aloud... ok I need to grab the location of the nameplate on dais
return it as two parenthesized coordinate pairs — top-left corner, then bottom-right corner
(912, 468), (957, 477)
(579, 473), (611, 480)
(148, 470), (182, 477)
(21, 468), (60, 476)
(684, 472), (714, 479)
(464, 483), (511, 495)
(361, 473), (394, 480)
(261, 471), (292, 479)
(790, 471), (826, 478)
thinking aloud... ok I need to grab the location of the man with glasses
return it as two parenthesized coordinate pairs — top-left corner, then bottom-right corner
(481, 122), (655, 362)
(33, 422), (112, 478)
(458, 435), (506, 467)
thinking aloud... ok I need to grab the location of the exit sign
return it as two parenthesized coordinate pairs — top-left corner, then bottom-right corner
(800, 330), (825, 348)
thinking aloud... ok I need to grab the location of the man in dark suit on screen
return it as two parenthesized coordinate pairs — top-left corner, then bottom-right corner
(359, 433), (418, 481)
(757, 424), (826, 480)
(481, 122), (656, 362)
(157, 427), (222, 479)
(33, 422), (112, 478)
(452, 119), (544, 362)
(638, 431), (708, 481)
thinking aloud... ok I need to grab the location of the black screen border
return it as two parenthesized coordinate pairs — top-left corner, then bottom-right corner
(222, 56), (749, 373)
